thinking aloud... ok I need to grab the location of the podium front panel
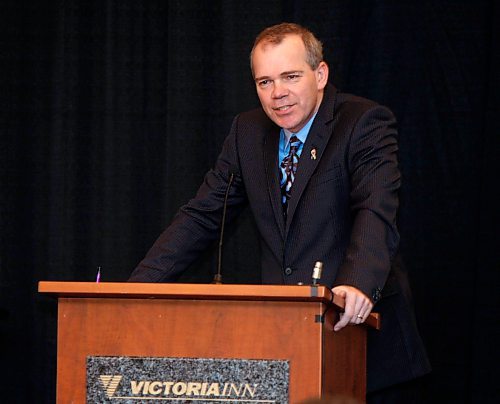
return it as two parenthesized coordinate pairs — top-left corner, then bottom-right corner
(57, 297), (328, 403)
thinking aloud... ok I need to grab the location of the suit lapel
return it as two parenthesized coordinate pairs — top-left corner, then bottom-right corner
(263, 125), (286, 239)
(285, 86), (337, 234)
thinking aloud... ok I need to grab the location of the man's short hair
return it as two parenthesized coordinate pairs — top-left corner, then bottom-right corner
(250, 22), (324, 75)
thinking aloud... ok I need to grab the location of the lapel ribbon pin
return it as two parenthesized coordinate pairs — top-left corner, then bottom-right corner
(310, 148), (317, 160)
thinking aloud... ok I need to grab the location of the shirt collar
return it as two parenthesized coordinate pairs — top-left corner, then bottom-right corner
(282, 112), (317, 147)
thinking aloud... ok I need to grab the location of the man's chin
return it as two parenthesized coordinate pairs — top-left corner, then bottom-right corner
(270, 115), (299, 132)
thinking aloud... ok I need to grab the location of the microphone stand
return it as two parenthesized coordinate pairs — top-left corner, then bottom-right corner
(212, 171), (235, 284)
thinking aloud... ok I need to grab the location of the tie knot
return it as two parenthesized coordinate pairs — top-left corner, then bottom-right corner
(289, 135), (301, 152)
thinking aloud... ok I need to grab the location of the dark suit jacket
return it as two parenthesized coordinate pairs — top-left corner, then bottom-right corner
(129, 84), (431, 391)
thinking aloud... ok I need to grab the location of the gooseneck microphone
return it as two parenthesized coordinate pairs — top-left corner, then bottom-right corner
(212, 167), (239, 284)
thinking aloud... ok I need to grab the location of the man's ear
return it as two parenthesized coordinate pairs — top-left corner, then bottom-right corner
(316, 61), (329, 89)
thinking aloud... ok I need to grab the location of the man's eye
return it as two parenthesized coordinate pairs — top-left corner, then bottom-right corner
(258, 80), (271, 88)
(286, 74), (300, 81)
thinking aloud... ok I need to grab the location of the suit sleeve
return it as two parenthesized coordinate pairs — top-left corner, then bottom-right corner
(128, 116), (247, 282)
(332, 105), (401, 301)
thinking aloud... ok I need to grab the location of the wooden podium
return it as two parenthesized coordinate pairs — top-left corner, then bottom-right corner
(39, 282), (379, 403)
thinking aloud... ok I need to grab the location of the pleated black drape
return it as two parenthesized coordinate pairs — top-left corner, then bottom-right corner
(1, 1), (498, 402)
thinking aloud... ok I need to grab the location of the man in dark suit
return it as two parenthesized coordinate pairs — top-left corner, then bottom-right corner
(129, 23), (430, 400)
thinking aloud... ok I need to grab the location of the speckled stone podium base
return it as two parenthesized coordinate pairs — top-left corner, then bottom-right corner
(87, 356), (289, 403)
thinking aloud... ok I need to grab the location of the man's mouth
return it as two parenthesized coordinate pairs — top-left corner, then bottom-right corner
(273, 105), (293, 112)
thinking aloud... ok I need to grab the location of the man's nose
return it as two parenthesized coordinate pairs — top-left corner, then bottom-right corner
(272, 80), (288, 98)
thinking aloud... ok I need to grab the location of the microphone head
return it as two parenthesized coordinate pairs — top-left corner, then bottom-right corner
(228, 165), (240, 176)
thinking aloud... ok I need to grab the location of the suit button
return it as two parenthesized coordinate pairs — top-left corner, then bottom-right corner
(284, 267), (293, 276)
(372, 287), (382, 302)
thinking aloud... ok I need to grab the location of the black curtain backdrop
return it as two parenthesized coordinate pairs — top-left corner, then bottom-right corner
(1, 1), (498, 402)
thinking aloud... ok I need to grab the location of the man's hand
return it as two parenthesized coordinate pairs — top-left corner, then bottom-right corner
(332, 285), (374, 332)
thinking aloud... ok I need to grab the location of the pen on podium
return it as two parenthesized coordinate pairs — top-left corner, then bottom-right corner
(96, 266), (101, 283)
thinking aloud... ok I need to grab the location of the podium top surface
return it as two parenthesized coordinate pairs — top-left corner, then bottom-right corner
(38, 281), (340, 304)
(38, 281), (380, 329)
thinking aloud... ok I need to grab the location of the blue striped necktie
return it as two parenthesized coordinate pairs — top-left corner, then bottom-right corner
(279, 135), (301, 220)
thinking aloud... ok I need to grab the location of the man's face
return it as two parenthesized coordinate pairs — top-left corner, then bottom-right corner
(252, 34), (328, 133)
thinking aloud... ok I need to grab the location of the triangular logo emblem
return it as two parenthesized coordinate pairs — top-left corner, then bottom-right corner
(99, 375), (123, 398)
